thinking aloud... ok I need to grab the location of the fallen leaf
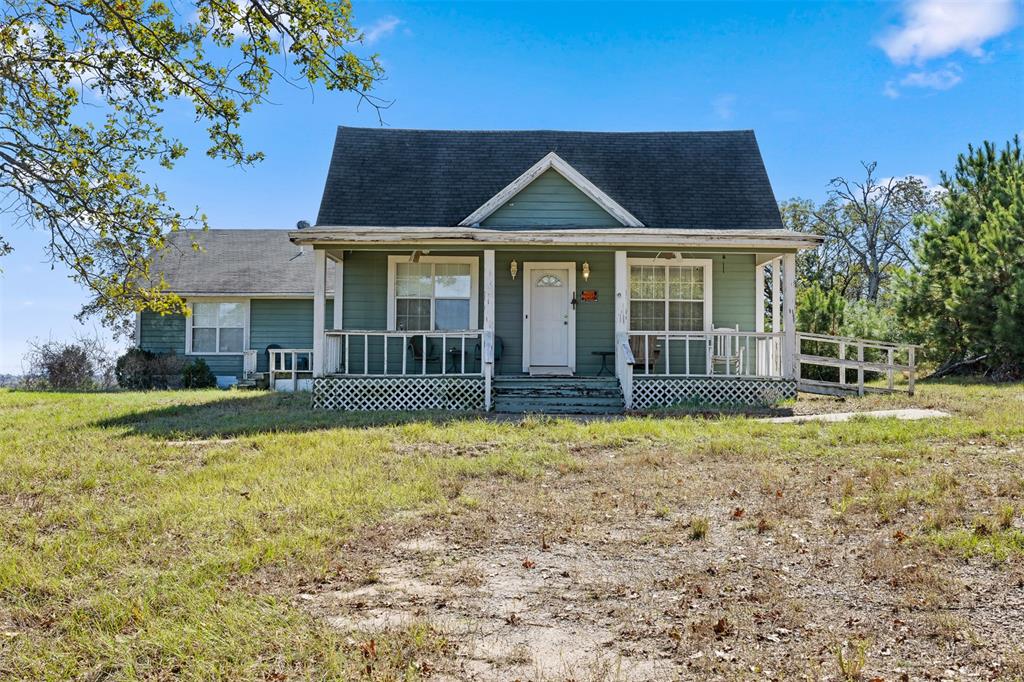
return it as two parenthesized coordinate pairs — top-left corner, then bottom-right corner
(522, 558), (536, 569)
(731, 507), (745, 519)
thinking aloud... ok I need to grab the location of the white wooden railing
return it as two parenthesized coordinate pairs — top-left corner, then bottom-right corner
(323, 330), (485, 376)
(626, 331), (784, 378)
(242, 350), (258, 378)
(796, 333), (918, 396)
(268, 348), (313, 392)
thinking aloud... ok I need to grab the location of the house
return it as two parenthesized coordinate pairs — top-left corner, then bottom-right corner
(139, 127), (826, 413)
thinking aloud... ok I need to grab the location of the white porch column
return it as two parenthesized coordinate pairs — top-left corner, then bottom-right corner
(483, 250), (495, 411)
(332, 256), (343, 330)
(312, 248), (327, 377)
(782, 253), (797, 380)
(771, 257), (781, 333)
(614, 250), (632, 409)
(755, 263), (765, 333)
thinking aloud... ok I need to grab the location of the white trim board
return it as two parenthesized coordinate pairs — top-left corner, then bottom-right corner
(291, 227), (822, 250)
(458, 152), (644, 228)
(386, 255), (480, 331)
(521, 261), (577, 374)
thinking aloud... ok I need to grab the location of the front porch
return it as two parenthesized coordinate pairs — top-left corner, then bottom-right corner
(293, 227), (818, 411)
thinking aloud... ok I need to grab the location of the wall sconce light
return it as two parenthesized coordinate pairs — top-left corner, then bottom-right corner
(582, 261), (591, 282)
(510, 259), (518, 280)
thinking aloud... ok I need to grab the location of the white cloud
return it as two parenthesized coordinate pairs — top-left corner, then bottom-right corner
(878, 0), (1017, 64)
(883, 80), (901, 99)
(363, 16), (401, 45)
(899, 63), (963, 90)
(711, 94), (736, 121)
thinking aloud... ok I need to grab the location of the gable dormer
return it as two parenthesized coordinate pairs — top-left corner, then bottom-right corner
(459, 152), (643, 229)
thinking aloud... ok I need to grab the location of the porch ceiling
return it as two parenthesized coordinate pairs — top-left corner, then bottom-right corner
(289, 226), (823, 251)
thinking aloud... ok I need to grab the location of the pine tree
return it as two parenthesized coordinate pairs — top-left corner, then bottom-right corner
(898, 137), (1024, 379)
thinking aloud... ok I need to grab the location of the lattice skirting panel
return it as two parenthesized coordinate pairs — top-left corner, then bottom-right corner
(312, 376), (486, 411)
(632, 377), (797, 408)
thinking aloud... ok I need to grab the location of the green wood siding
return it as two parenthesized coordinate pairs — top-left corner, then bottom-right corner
(249, 299), (334, 372)
(139, 310), (242, 377)
(710, 254), (756, 331)
(140, 299), (334, 378)
(481, 169), (619, 228)
(494, 251), (615, 376)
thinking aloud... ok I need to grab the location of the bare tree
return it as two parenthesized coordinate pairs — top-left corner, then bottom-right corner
(810, 162), (941, 302)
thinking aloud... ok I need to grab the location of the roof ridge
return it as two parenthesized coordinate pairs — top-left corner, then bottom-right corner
(336, 126), (755, 135)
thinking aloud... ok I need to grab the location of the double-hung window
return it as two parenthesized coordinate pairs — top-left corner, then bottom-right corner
(388, 257), (479, 331)
(188, 301), (248, 354)
(629, 260), (711, 333)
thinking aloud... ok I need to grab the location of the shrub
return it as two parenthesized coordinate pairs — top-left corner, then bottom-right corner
(114, 349), (186, 389)
(182, 358), (217, 388)
(115, 348), (157, 388)
(22, 337), (114, 390)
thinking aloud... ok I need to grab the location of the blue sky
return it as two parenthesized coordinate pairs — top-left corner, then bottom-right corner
(1, 0), (1022, 373)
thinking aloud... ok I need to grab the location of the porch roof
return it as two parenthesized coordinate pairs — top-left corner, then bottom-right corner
(289, 226), (823, 251)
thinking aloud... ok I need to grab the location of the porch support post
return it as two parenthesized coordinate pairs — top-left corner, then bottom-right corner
(312, 248), (327, 377)
(782, 253), (797, 380)
(771, 257), (782, 376)
(614, 250), (632, 409)
(755, 262), (765, 375)
(332, 256), (343, 330)
(483, 250), (495, 411)
(755, 263), (765, 333)
(771, 257), (781, 333)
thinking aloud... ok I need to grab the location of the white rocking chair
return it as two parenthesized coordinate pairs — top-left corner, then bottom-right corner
(711, 325), (745, 375)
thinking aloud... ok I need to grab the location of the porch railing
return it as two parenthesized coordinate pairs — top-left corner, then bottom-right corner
(626, 331), (784, 378)
(796, 333), (918, 396)
(269, 348), (313, 391)
(323, 330), (486, 376)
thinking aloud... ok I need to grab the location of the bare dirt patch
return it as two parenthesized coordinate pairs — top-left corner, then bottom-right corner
(304, 436), (1024, 680)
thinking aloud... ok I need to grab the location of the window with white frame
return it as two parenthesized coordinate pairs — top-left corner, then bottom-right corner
(389, 257), (478, 331)
(629, 262), (710, 332)
(189, 301), (247, 353)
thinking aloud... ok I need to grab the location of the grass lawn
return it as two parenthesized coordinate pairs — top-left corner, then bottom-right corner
(1, 382), (1023, 680)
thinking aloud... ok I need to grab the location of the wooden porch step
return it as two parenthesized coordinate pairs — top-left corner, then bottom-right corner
(492, 376), (624, 415)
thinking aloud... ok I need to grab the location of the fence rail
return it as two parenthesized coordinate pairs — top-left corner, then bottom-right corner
(323, 330), (485, 377)
(796, 333), (918, 396)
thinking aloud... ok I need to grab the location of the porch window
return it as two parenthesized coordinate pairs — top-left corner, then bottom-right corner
(388, 257), (479, 331)
(187, 301), (247, 354)
(629, 262), (710, 332)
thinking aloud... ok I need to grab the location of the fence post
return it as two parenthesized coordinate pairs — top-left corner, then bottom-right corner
(887, 348), (894, 390)
(839, 341), (846, 386)
(857, 343), (865, 396)
(908, 346), (916, 396)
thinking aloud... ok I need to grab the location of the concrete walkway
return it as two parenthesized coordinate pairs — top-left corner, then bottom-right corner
(760, 408), (950, 424)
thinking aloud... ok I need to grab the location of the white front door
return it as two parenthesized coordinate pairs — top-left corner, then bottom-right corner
(524, 264), (575, 373)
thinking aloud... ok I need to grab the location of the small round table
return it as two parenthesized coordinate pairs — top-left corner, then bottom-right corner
(592, 350), (615, 376)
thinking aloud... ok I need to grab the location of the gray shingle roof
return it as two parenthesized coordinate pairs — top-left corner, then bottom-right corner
(153, 229), (333, 295)
(316, 128), (784, 230)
